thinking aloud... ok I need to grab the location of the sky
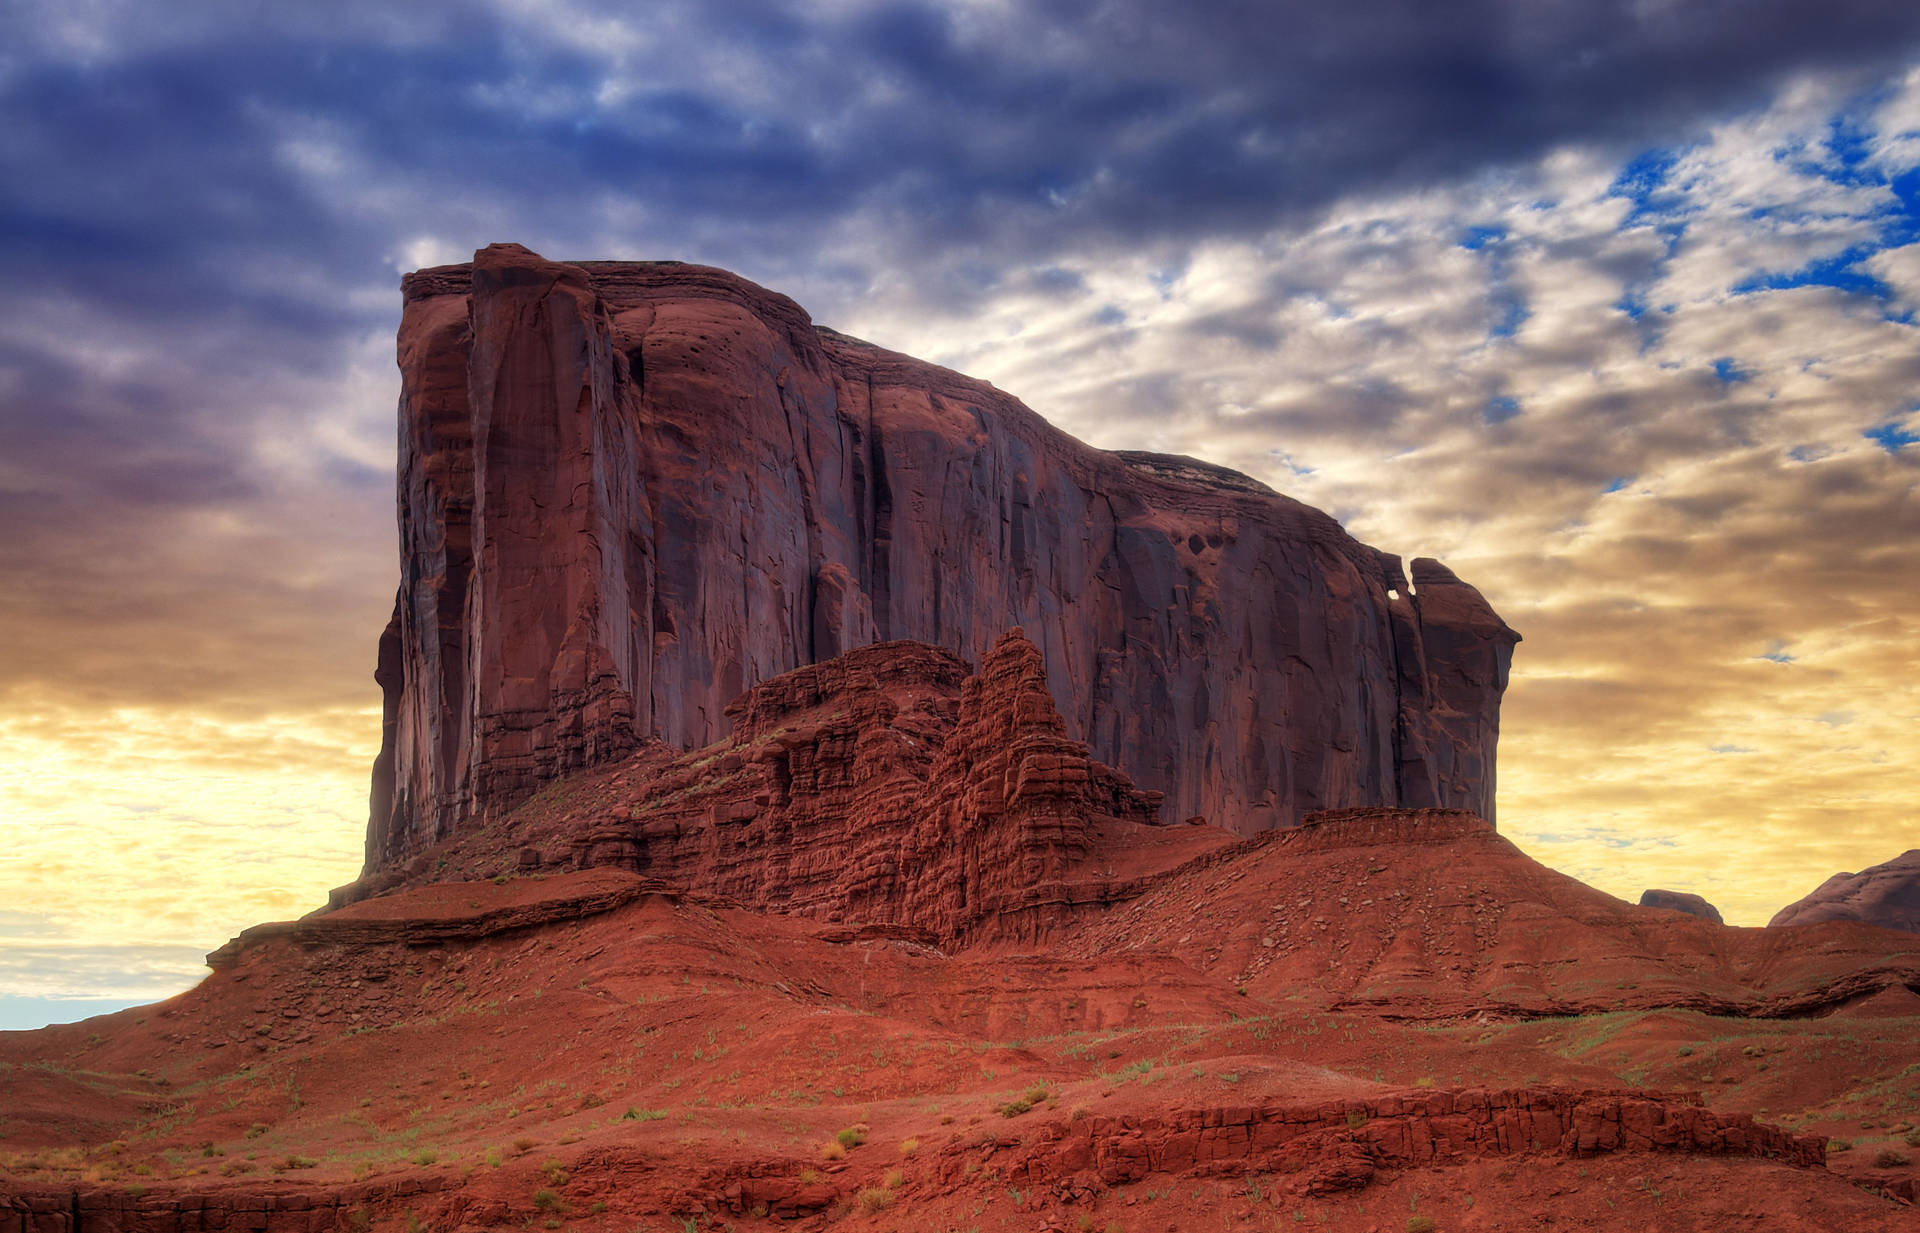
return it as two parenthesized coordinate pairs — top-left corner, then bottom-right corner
(3, 0), (1918, 1030)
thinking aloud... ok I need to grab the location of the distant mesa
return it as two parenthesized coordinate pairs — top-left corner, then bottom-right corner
(1771, 848), (1920, 935)
(1639, 888), (1724, 924)
(367, 242), (1519, 876)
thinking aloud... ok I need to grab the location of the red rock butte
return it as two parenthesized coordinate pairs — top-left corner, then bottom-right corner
(368, 243), (1518, 872)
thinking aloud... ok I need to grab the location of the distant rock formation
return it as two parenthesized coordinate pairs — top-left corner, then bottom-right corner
(368, 243), (1519, 872)
(1639, 889), (1724, 924)
(1770, 850), (1920, 934)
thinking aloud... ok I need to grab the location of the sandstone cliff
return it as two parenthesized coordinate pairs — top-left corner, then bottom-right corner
(368, 243), (1518, 870)
(1771, 849), (1920, 934)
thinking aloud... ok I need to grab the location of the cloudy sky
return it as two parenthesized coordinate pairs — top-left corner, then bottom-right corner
(3, 0), (1918, 1029)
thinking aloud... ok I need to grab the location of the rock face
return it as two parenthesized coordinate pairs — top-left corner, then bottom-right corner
(383, 630), (1207, 946)
(1771, 849), (1920, 934)
(1639, 889), (1724, 924)
(368, 243), (1519, 871)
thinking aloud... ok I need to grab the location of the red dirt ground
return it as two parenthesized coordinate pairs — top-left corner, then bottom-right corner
(6, 807), (1920, 1232)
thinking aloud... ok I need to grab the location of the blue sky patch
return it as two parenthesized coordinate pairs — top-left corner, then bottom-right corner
(1484, 395), (1521, 424)
(1731, 242), (1895, 300)
(1608, 148), (1688, 226)
(1864, 419), (1919, 451)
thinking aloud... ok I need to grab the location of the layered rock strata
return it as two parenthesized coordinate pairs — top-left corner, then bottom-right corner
(953, 1087), (1825, 1198)
(370, 243), (1519, 870)
(391, 630), (1185, 946)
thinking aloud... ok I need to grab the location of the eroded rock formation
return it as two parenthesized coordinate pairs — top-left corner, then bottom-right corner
(1771, 849), (1920, 934)
(371, 630), (1209, 946)
(369, 243), (1519, 871)
(1640, 888), (1725, 924)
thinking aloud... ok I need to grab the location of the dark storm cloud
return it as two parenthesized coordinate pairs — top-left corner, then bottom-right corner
(12, 2), (1920, 297)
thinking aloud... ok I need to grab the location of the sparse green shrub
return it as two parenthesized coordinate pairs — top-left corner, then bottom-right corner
(412, 1150), (437, 1166)
(531, 1188), (563, 1212)
(834, 1126), (866, 1149)
(621, 1107), (666, 1121)
(1873, 1148), (1911, 1168)
(589, 1201), (608, 1214)
(1407, 1217), (1436, 1233)
(898, 1137), (919, 1156)
(855, 1187), (895, 1212)
(512, 1137), (536, 1154)
(540, 1159), (568, 1185)
(283, 1155), (317, 1170)
(1828, 1138), (1853, 1153)
(1345, 1109), (1367, 1129)
(998, 1098), (1033, 1118)
(883, 1168), (905, 1188)
(483, 1149), (503, 1168)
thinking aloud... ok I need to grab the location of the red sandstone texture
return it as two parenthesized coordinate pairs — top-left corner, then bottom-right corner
(352, 630), (1215, 947)
(1771, 848), (1920, 934)
(368, 243), (1519, 871)
(1639, 888), (1725, 924)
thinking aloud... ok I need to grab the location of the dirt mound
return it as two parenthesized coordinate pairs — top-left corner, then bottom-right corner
(1058, 807), (1920, 1020)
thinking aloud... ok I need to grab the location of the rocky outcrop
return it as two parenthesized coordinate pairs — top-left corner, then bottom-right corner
(1771, 849), (1920, 934)
(1, 1178), (453, 1233)
(939, 1087), (1825, 1199)
(375, 630), (1200, 946)
(1640, 888), (1724, 924)
(368, 244), (1519, 869)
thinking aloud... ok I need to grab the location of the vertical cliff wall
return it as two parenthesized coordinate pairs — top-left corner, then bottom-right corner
(367, 243), (1518, 871)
